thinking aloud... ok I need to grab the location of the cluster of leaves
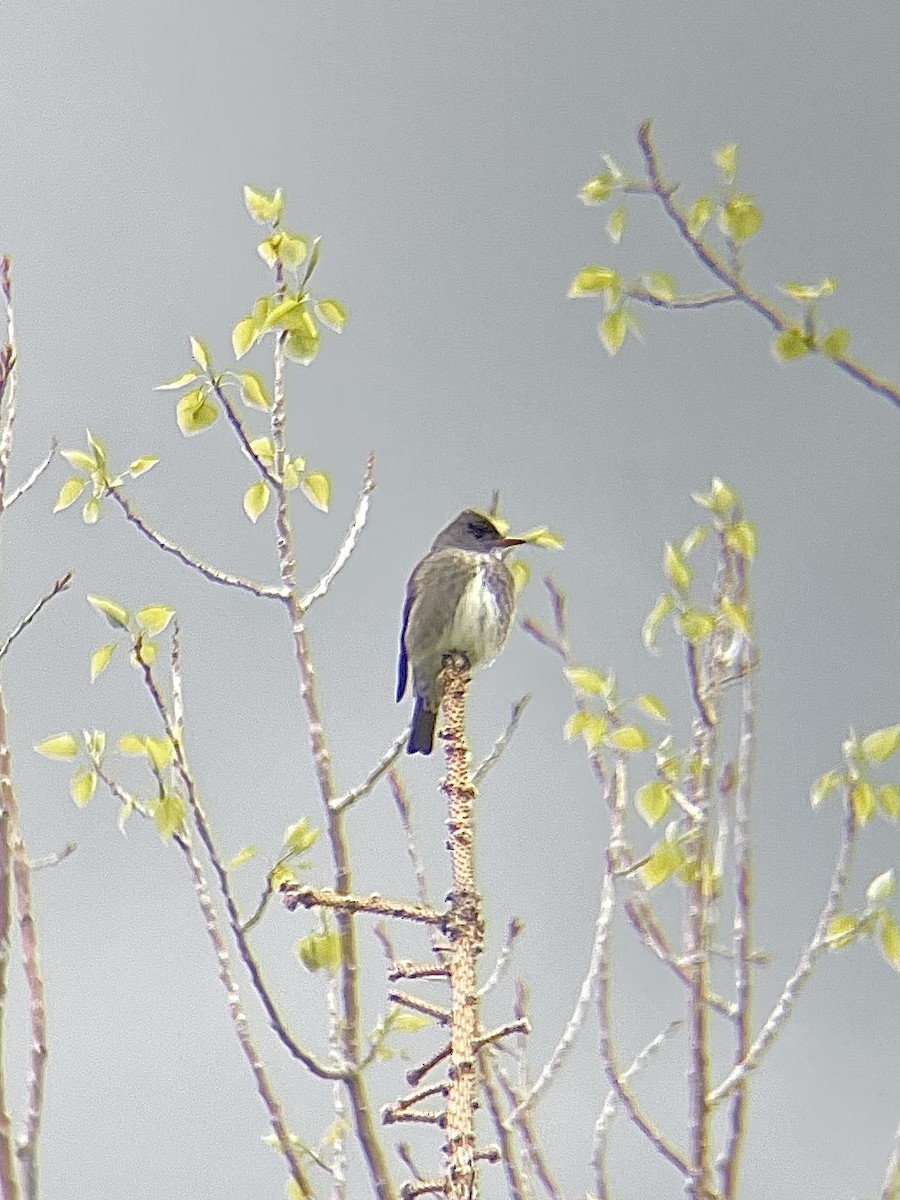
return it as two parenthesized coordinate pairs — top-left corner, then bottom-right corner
(483, 512), (565, 593)
(364, 1005), (431, 1066)
(571, 142), (850, 364)
(54, 430), (158, 523)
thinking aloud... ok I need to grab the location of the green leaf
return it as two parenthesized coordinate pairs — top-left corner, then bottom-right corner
(860, 725), (900, 764)
(811, 770), (844, 807)
(636, 694), (668, 721)
(867, 870), (896, 903)
(678, 609), (717, 644)
(720, 196), (763, 241)
(154, 792), (185, 842)
(664, 542), (692, 592)
(70, 768), (97, 807)
(879, 784), (900, 820)
(636, 781), (671, 827)
(232, 318), (258, 360)
(825, 914), (859, 949)
(564, 667), (611, 697)
(568, 266), (620, 298)
(54, 477), (88, 512)
(300, 472), (331, 512)
(243, 184), (284, 225)
(34, 733), (79, 760)
(237, 371), (272, 411)
(85, 730), (106, 759)
(581, 714), (608, 750)
(284, 322), (320, 366)
(176, 389), (219, 436)
(263, 297), (304, 331)
(608, 725), (650, 753)
(154, 371), (200, 392)
(851, 780), (876, 825)
(87, 596), (130, 629)
(606, 206), (626, 244)
(315, 299), (348, 333)
(820, 327), (851, 359)
(692, 477), (736, 516)
(720, 599), (752, 636)
(724, 521), (758, 561)
(773, 328), (812, 363)
(509, 559), (530, 592)
(91, 642), (117, 682)
(780, 278), (837, 301)
(520, 526), (565, 549)
(249, 437), (276, 468)
(243, 481), (271, 524)
(391, 1010), (431, 1034)
(128, 457), (160, 477)
(600, 310), (628, 356)
(687, 196), (715, 238)
(145, 738), (173, 771)
(579, 173), (614, 205)
(278, 232), (309, 268)
(257, 237), (279, 268)
(563, 711), (591, 740)
(283, 819), (320, 856)
(228, 846), (259, 870)
(297, 930), (342, 973)
(82, 498), (101, 525)
(118, 734), (147, 756)
(639, 841), (684, 890)
(642, 592), (675, 651)
(714, 143), (738, 184)
(881, 914), (900, 970)
(643, 272), (677, 302)
(190, 337), (211, 371)
(134, 639), (157, 667)
(86, 431), (108, 469)
(137, 606), (175, 636)
(60, 448), (97, 471)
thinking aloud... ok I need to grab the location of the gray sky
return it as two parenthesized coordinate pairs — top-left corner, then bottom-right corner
(1, 3), (898, 1198)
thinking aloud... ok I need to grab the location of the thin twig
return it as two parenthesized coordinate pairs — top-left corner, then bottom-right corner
(331, 730), (408, 814)
(27, 843), (77, 872)
(4, 439), (57, 508)
(300, 452), (376, 612)
(478, 917), (523, 999)
(281, 885), (444, 926)
(0, 573), (73, 664)
(472, 694), (532, 786)
(109, 489), (287, 600)
(481, 1058), (528, 1200)
(0, 704), (22, 1200)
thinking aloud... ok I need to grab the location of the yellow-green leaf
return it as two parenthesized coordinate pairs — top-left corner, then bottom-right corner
(773, 328), (812, 363)
(283, 818), (319, 856)
(563, 711), (591, 741)
(520, 526), (565, 549)
(579, 174), (614, 205)
(606, 206), (626, 245)
(724, 522), (758, 561)
(509, 559), (530, 592)
(128, 457), (159, 477)
(826, 914), (859, 949)
(82, 498), (101, 525)
(391, 1010), (431, 1034)
(720, 196), (763, 241)
(249, 437), (275, 468)
(91, 642), (117, 682)
(780, 278), (837, 302)
(87, 596), (130, 629)
(600, 310), (628, 356)
(681, 526), (710, 556)
(61, 448), (97, 471)
(155, 792), (185, 842)
(243, 481), (271, 524)
(189, 337), (211, 371)
(118, 734), (148, 756)
(257, 237), (279, 268)
(315, 299), (348, 333)
(283, 459), (301, 491)
(851, 780), (876, 825)
(70, 768), (97, 807)
(714, 143), (738, 184)
(54, 477), (88, 512)
(881, 914), (900, 970)
(678, 609), (716, 643)
(137, 606), (175, 636)
(228, 846), (259, 870)
(820, 327), (851, 359)
(269, 863), (296, 891)
(176, 389), (219, 436)
(232, 318), (258, 360)
(643, 272), (677, 302)
(263, 297), (303, 331)
(811, 770), (844, 807)
(237, 371), (272, 411)
(664, 542), (692, 592)
(879, 784), (900, 820)
(134, 639), (156, 666)
(860, 725), (900, 764)
(297, 930), (342, 973)
(34, 733), (79, 760)
(720, 599), (752, 635)
(300, 472), (331, 512)
(692, 477), (736, 516)
(143, 737), (171, 772)
(639, 841), (684, 890)
(568, 266), (620, 298)
(278, 232), (309, 268)
(284, 322), (320, 366)
(642, 592), (675, 651)
(636, 781), (671, 826)
(565, 666), (611, 697)
(687, 196), (715, 238)
(243, 184), (284, 225)
(867, 870), (895, 903)
(608, 725), (650, 753)
(155, 371), (200, 391)
(636, 694), (668, 721)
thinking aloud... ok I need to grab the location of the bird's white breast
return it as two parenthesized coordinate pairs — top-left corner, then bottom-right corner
(441, 560), (506, 666)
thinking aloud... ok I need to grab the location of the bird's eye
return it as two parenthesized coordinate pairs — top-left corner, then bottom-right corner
(469, 521), (489, 540)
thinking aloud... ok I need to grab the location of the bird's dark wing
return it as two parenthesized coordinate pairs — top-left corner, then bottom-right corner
(396, 586), (414, 701)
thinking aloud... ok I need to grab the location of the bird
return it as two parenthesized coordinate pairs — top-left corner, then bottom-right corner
(397, 509), (525, 755)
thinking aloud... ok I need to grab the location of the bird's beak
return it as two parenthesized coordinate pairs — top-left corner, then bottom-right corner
(497, 537), (527, 548)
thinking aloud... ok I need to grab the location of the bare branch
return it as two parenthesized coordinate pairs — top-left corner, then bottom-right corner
(300, 452), (376, 611)
(0, 573), (73, 663)
(281, 885), (444, 926)
(5, 439), (57, 508)
(478, 917), (523, 999)
(472, 694), (532, 786)
(27, 843), (76, 872)
(331, 730), (408, 814)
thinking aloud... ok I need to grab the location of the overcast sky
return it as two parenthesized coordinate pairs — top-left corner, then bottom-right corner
(1, 4), (898, 1199)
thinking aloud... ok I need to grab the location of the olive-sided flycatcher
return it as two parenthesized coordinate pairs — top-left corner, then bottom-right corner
(397, 510), (525, 755)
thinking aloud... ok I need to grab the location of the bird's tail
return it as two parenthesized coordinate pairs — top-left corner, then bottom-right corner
(407, 697), (437, 755)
